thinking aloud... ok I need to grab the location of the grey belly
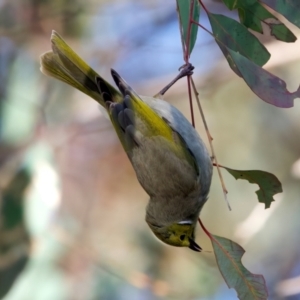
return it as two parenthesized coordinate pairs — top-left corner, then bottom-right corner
(131, 136), (198, 199)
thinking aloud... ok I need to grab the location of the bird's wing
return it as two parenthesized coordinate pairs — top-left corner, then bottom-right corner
(108, 93), (198, 174)
(141, 96), (212, 180)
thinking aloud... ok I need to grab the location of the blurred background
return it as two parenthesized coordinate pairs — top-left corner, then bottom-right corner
(1, 0), (300, 299)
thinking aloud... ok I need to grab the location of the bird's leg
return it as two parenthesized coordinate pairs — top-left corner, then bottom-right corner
(155, 63), (194, 97)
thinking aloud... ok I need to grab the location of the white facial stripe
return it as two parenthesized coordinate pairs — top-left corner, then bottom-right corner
(177, 220), (193, 225)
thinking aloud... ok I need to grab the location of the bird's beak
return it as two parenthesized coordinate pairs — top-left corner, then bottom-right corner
(189, 238), (202, 252)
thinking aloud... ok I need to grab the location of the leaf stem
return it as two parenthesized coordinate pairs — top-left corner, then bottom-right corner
(191, 78), (231, 210)
(176, 1), (187, 62)
(187, 77), (195, 127)
(191, 20), (214, 38)
(185, 0), (194, 62)
(198, 218), (212, 239)
(176, 0), (195, 127)
(198, 0), (208, 14)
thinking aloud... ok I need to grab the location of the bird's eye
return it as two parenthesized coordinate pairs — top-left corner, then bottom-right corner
(180, 235), (185, 241)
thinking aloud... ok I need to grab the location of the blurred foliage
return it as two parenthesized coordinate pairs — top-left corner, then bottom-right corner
(0, 168), (31, 299)
(0, 0), (300, 299)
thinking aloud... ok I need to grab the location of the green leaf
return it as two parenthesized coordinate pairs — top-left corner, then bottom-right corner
(223, 167), (283, 208)
(269, 23), (297, 42)
(177, 0), (200, 55)
(225, 47), (300, 108)
(223, 0), (257, 10)
(208, 13), (270, 75)
(262, 0), (300, 28)
(222, 0), (237, 10)
(238, 2), (272, 33)
(211, 234), (268, 299)
(222, 0), (296, 43)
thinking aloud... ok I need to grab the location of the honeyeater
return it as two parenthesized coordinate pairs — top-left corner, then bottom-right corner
(40, 31), (212, 251)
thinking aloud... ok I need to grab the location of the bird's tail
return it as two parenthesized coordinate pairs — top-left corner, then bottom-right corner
(40, 30), (122, 107)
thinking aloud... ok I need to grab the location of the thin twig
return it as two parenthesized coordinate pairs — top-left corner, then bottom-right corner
(187, 76), (195, 127)
(191, 78), (231, 210)
(193, 0), (231, 210)
(176, 0), (231, 209)
(176, 0), (195, 127)
(186, 0), (196, 127)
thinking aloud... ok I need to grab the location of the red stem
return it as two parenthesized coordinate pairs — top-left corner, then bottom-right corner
(198, 218), (213, 239)
(185, 0), (194, 62)
(184, 0), (196, 127)
(187, 76), (195, 127)
(198, 0), (209, 13)
(191, 20), (214, 38)
(213, 163), (225, 168)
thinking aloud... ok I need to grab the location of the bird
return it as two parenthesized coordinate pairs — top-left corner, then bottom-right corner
(40, 31), (213, 251)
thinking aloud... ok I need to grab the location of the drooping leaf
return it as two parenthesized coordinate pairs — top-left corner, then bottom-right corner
(177, 0), (200, 55)
(262, 0), (300, 28)
(211, 234), (268, 300)
(208, 13), (270, 75)
(223, 0), (296, 43)
(226, 47), (300, 108)
(269, 23), (297, 43)
(223, 167), (282, 208)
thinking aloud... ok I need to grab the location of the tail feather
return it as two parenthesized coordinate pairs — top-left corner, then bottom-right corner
(40, 31), (122, 107)
(40, 51), (103, 102)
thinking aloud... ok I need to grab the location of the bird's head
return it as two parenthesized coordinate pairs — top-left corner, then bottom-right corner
(146, 220), (201, 251)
